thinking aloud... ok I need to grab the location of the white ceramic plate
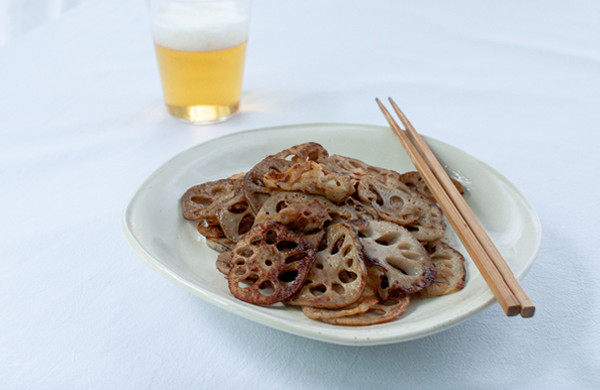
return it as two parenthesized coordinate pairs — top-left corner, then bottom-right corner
(121, 123), (541, 346)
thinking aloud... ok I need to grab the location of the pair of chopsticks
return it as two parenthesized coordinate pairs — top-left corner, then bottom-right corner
(376, 98), (534, 317)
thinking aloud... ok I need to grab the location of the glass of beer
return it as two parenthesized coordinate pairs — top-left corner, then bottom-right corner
(149, 0), (251, 124)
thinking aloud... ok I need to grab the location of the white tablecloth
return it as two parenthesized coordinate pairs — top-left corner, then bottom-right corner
(1, 0), (599, 388)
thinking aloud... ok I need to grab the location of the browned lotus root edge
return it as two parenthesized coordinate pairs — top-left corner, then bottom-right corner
(227, 222), (315, 306)
(272, 142), (330, 163)
(318, 296), (411, 326)
(418, 240), (466, 297)
(301, 284), (379, 321)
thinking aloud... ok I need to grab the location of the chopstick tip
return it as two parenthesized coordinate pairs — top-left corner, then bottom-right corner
(520, 305), (535, 318)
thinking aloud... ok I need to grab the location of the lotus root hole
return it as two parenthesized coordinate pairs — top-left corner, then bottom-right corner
(307, 151), (319, 161)
(190, 196), (212, 206)
(236, 247), (254, 258)
(375, 232), (401, 246)
(345, 257), (353, 267)
(234, 266), (247, 276)
(285, 252), (307, 264)
(432, 253), (452, 261)
(238, 215), (254, 235)
(331, 237), (345, 255)
(317, 238), (328, 252)
(258, 280), (275, 296)
(211, 187), (226, 196)
(228, 201), (248, 214)
(342, 245), (352, 257)
(367, 307), (386, 316)
(278, 270), (299, 284)
(265, 230), (278, 244)
(400, 250), (421, 261)
(332, 283), (345, 295)
(315, 262), (324, 270)
(275, 201), (288, 212)
(276, 240), (298, 252)
(389, 195), (405, 208)
(357, 227), (374, 239)
(380, 299), (402, 307)
(338, 270), (358, 283)
(397, 242), (412, 250)
(380, 275), (389, 289)
(387, 258), (411, 275)
(237, 272), (258, 287)
(264, 259), (273, 267)
(309, 284), (327, 296)
(370, 185), (384, 206)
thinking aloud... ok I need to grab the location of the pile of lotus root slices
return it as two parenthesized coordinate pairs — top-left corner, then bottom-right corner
(182, 142), (467, 326)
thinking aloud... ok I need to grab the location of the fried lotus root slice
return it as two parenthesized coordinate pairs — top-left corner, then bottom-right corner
(403, 194), (446, 242)
(326, 154), (402, 184)
(243, 157), (294, 213)
(289, 223), (367, 309)
(334, 196), (379, 222)
(254, 191), (335, 232)
(272, 142), (330, 163)
(356, 177), (421, 225)
(352, 220), (435, 299)
(216, 251), (233, 275)
(399, 171), (465, 203)
(326, 154), (380, 181)
(301, 284), (379, 321)
(206, 237), (236, 253)
(318, 296), (410, 326)
(217, 189), (255, 243)
(197, 220), (227, 240)
(227, 222), (315, 306)
(181, 177), (238, 221)
(263, 160), (355, 203)
(327, 154), (370, 177)
(419, 240), (466, 297)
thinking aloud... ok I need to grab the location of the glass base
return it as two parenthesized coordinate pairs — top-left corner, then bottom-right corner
(165, 103), (239, 125)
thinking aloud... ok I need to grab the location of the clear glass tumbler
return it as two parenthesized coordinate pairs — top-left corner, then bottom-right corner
(148, 0), (251, 124)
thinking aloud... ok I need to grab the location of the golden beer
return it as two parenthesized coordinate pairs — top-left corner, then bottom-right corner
(150, 0), (250, 124)
(154, 41), (247, 123)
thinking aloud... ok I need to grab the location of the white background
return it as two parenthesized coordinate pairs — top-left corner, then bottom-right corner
(1, 0), (599, 388)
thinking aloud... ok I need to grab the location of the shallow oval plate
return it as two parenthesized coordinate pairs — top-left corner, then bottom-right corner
(121, 123), (541, 346)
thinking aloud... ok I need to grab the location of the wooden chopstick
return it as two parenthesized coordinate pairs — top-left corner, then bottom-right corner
(376, 98), (534, 317)
(387, 98), (535, 318)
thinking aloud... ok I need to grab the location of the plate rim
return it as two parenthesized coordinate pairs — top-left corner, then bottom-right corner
(121, 122), (542, 346)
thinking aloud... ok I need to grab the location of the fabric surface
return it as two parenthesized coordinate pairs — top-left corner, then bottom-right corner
(1, 0), (599, 388)
(0, 0), (87, 46)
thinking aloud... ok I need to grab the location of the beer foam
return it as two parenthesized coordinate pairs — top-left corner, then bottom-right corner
(151, 1), (250, 52)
